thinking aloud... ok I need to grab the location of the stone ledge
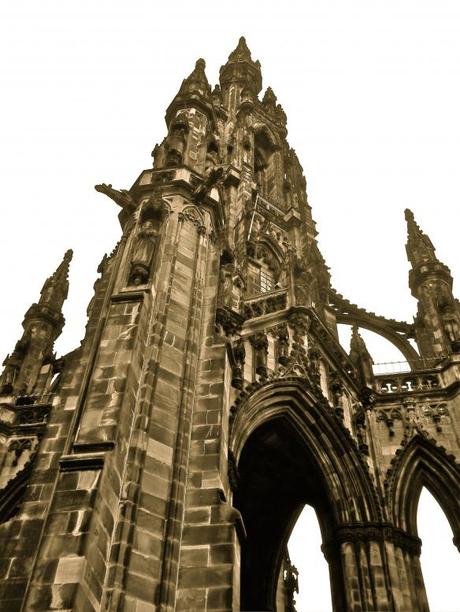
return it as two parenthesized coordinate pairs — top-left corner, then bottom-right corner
(59, 452), (106, 472)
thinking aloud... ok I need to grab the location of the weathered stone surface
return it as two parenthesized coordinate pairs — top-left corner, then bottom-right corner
(0, 37), (459, 612)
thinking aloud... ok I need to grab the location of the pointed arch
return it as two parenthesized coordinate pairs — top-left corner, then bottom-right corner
(230, 377), (382, 610)
(230, 376), (382, 524)
(257, 234), (284, 267)
(386, 435), (460, 548)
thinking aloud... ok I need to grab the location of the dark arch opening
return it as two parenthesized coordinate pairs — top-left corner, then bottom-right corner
(234, 416), (345, 611)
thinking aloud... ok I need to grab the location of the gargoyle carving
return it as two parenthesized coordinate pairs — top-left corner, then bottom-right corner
(95, 184), (136, 214)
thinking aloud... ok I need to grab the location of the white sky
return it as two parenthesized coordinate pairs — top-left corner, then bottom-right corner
(1, 1), (459, 610)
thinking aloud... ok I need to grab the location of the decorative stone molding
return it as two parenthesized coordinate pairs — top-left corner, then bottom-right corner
(215, 307), (244, 336)
(323, 523), (422, 559)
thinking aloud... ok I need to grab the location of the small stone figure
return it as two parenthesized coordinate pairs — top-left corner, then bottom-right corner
(128, 196), (167, 286)
(441, 304), (460, 351)
(307, 345), (321, 387)
(329, 371), (344, 418)
(276, 325), (290, 366)
(218, 264), (234, 309)
(250, 332), (268, 377)
(129, 220), (159, 285)
(193, 146), (224, 203)
(165, 123), (187, 167)
(231, 338), (246, 389)
(353, 404), (369, 454)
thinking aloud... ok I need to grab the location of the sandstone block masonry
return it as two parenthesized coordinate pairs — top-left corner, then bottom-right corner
(0, 38), (459, 611)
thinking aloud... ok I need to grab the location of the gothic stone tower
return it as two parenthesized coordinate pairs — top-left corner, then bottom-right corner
(1, 38), (460, 612)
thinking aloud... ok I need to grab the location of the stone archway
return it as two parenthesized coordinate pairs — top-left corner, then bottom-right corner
(234, 416), (345, 611)
(387, 435), (460, 550)
(230, 378), (384, 611)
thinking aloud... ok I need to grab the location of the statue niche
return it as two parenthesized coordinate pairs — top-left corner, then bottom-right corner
(128, 196), (167, 286)
(253, 127), (279, 202)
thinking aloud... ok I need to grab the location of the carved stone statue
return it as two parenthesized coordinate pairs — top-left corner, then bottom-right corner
(165, 123), (187, 167)
(250, 332), (268, 377)
(193, 146), (224, 203)
(307, 344), (321, 386)
(219, 264), (234, 309)
(129, 220), (158, 285)
(231, 338), (246, 389)
(275, 325), (290, 366)
(440, 304), (460, 350)
(128, 196), (167, 286)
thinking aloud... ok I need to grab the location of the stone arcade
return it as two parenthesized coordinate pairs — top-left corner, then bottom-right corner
(0, 38), (460, 611)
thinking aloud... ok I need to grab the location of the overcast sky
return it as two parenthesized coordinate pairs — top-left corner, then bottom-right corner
(1, 2), (459, 610)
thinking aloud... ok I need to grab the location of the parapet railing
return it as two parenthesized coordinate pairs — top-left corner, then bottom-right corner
(372, 357), (449, 395)
(374, 372), (441, 395)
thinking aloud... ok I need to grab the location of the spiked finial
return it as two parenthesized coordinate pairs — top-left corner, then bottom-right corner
(220, 36), (262, 96)
(39, 249), (73, 310)
(404, 208), (437, 266)
(228, 36), (254, 63)
(262, 87), (277, 107)
(350, 326), (374, 386)
(178, 58), (211, 97)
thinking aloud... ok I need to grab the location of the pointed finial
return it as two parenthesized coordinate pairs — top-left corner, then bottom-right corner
(404, 208), (414, 223)
(262, 87), (277, 110)
(228, 36), (253, 62)
(404, 208), (437, 266)
(39, 249), (73, 309)
(220, 36), (262, 95)
(178, 57), (211, 97)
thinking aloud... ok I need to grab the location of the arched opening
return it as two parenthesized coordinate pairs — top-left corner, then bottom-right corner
(288, 504), (333, 612)
(233, 417), (344, 611)
(418, 488), (460, 612)
(246, 240), (282, 295)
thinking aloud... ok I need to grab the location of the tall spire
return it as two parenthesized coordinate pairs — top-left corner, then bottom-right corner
(0, 249), (73, 396)
(219, 36), (262, 96)
(403, 209), (460, 357)
(404, 208), (437, 267)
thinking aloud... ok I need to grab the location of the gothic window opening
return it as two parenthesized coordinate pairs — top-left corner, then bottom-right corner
(418, 487), (460, 612)
(260, 267), (274, 293)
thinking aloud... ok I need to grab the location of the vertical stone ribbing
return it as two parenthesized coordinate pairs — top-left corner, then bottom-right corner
(157, 211), (209, 610)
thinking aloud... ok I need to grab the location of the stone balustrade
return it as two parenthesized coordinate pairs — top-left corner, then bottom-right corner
(375, 371), (441, 395)
(243, 288), (287, 319)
